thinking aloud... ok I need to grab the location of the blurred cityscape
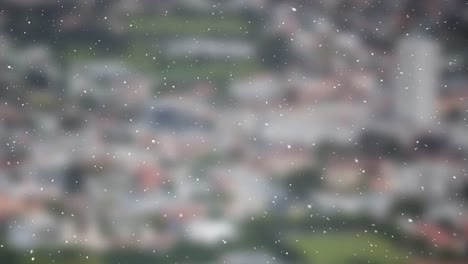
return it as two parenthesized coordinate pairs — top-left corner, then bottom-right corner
(0, 0), (468, 263)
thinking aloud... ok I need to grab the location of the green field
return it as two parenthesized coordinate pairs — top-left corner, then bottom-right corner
(289, 232), (411, 264)
(125, 45), (263, 82)
(127, 15), (251, 36)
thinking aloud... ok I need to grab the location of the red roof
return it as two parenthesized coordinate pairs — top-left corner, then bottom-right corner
(416, 223), (458, 248)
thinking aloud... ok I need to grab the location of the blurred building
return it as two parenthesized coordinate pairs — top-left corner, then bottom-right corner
(394, 35), (441, 127)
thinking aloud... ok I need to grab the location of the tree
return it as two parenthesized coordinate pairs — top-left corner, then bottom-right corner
(391, 197), (425, 218)
(283, 167), (321, 200)
(259, 34), (292, 71)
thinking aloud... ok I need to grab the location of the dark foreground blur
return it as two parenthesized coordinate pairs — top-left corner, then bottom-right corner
(1, 1), (468, 263)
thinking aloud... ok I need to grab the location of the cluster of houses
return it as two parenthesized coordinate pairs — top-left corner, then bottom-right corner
(0, 0), (468, 263)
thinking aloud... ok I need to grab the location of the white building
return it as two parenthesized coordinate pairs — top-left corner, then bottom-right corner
(260, 102), (369, 145)
(166, 38), (255, 59)
(394, 36), (441, 127)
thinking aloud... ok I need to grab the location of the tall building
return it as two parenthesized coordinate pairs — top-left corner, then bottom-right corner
(394, 36), (441, 127)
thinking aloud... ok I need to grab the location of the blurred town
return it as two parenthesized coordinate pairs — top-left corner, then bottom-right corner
(1, 0), (468, 263)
